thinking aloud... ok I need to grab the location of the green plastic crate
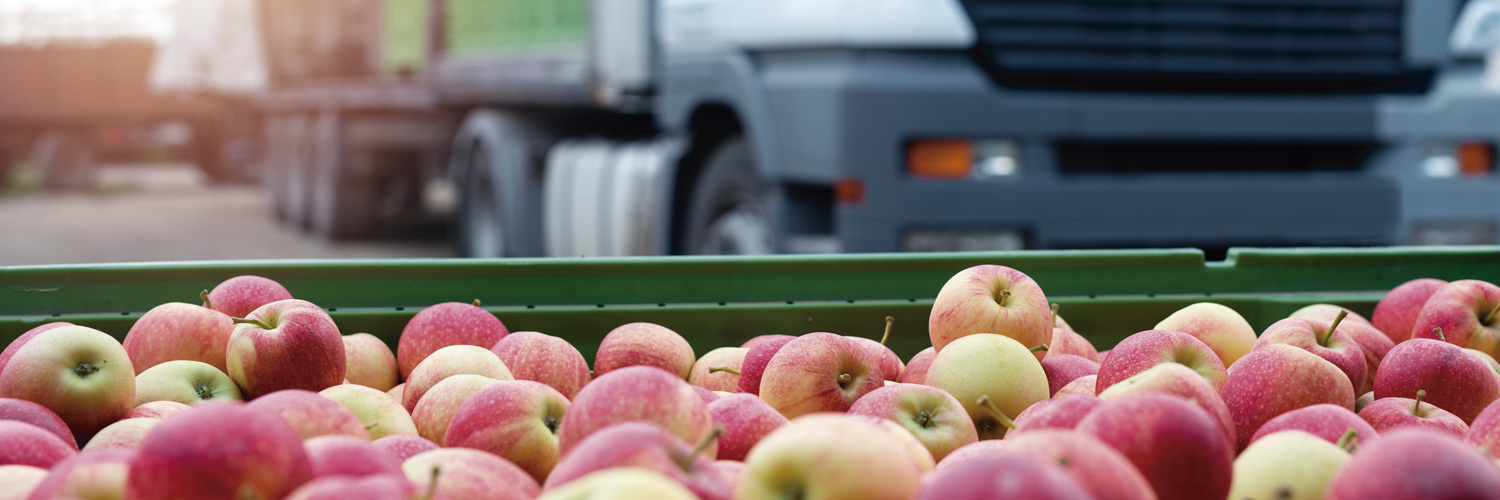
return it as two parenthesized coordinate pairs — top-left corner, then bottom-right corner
(3, 247), (1498, 361)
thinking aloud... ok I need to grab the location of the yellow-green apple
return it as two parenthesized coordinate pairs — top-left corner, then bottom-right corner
(1154, 302), (1257, 366)
(0, 325), (135, 440)
(1097, 362), (1235, 449)
(735, 414), (923, 500)
(715, 460), (744, 492)
(1471, 349), (1500, 384)
(1358, 391), (1468, 438)
(928, 264), (1051, 357)
(318, 384), (418, 440)
(226, 299), (346, 398)
(395, 301), (508, 380)
(80, 418), (159, 452)
(205, 275), (294, 318)
(401, 345), (513, 412)
(1292, 305), (1394, 394)
(687, 347), (747, 392)
(1040, 354), (1099, 396)
(1011, 394), (1101, 434)
(0, 399), (76, 451)
(537, 468), (699, 500)
(1228, 430), (1350, 500)
(847, 317), (905, 381)
(593, 323), (695, 379)
(489, 331), (591, 399)
(1248, 403), (1378, 447)
(285, 475), (428, 500)
(1255, 313), (1367, 396)
(247, 389), (370, 440)
(556, 365), (715, 457)
(1055, 375), (1096, 396)
(847, 383), (976, 462)
(1076, 393), (1233, 500)
(1326, 428), (1500, 499)
(125, 402), (312, 500)
(918, 453), (1092, 500)
(444, 380), (569, 483)
(1221, 344), (1356, 450)
(926, 334), (1049, 439)
(543, 422), (731, 500)
(401, 448), (540, 500)
(302, 435), (403, 479)
(0, 465), (47, 500)
(1412, 280), (1500, 358)
(122, 301), (234, 374)
(133, 360), (242, 406)
(899, 347), (936, 385)
(1371, 278), (1448, 343)
(0, 324), (73, 382)
(0, 421), (74, 468)
(410, 374), (500, 445)
(741, 335), (793, 350)
(371, 435), (438, 463)
(1095, 329), (1227, 394)
(121, 401), (190, 420)
(995, 430), (1157, 500)
(757, 333), (884, 418)
(341, 333), (398, 391)
(25, 449), (132, 500)
(1373, 335), (1499, 424)
(736, 336), (795, 395)
(704, 394), (786, 462)
(387, 384), (403, 401)
(853, 415), (936, 471)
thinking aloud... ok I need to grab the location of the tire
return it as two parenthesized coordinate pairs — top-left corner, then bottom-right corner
(309, 111), (377, 240)
(30, 131), (96, 191)
(682, 137), (776, 255)
(457, 141), (506, 257)
(451, 111), (547, 258)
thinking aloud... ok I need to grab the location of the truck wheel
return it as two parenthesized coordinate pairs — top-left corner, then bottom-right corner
(452, 110), (547, 258)
(30, 131), (96, 191)
(309, 111), (376, 239)
(458, 144), (506, 257)
(682, 137), (775, 255)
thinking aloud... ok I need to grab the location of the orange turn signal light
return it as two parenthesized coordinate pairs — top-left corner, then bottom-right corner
(907, 139), (973, 179)
(1458, 142), (1495, 176)
(835, 178), (865, 204)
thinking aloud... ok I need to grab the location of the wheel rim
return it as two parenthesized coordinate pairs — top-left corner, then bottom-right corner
(463, 145), (505, 258)
(696, 202), (774, 255)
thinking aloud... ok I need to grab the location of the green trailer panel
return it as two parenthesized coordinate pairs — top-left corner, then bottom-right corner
(383, 0), (430, 74)
(443, 0), (589, 58)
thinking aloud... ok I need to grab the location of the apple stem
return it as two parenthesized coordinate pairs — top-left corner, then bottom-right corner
(1435, 328), (1447, 342)
(880, 316), (894, 346)
(1413, 389), (1427, 415)
(976, 395), (1017, 430)
(1336, 428), (1359, 453)
(998, 289), (1012, 307)
(1029, 344), (1050, 353)
(1486, 303), (1500, 325)
(1317, 310), (1349, 347)
(838, 373), (852, 385)
(424, 465), (442, 500)
(231, 317), (274, 330)
(472, 299), (481, 307)
(678, 426), (725, 471)
(709, 366), (741, 376)
(1050, 303), (1059, 328)
(200, 290), (212, 310)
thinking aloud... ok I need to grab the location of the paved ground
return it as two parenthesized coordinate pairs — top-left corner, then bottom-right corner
(0, 165), (450, 266)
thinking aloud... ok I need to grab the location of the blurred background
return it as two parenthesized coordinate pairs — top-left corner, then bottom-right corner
(1, 0), (1498, 265)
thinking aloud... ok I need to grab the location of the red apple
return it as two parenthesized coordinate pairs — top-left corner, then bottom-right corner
(0, 421), (74, 469)
(757, 333), (884, 418)
(544, 421), (731, 500)
(918, 453), (1092, 500)
(1358, 391), (1468, 438)
(401, 448), (539, 500)
(1095, 329), (1227, 394)
(848, 383), (976, 462)
(122, 301), (234, 374)
(737, 336), (795, 395)
(24, 449), (132, 500)
(705, 394), (787, 462)
(997, 430), (1158, 500)
(395, 301), (508, 380)
(0, 324), (73, 380)
(741, 335), (791, 350)
(371, 435), (438, 463)
(489, 331), (591, 400)
(0, 399), (76, 451)
(1047, 327), (1100, 363)
(205, 275), (294, 318)
(928, 265), (1051, 357)
(1055, 375), (1096, 396)
(1468, 398), (1500, 454)
(1096, 362), (1236, 450)
(0, 325), (135, 441)
(1076, 394), (1233, 500)
(125, 402), (313, 500)
(593, 322), (696, 379)
(1412, 280), (1500, 359)
(80, 418), (159, 452)
(1292, 304), (1375, 327)
(556, 365), (715, 457)
(285, 475), (428, 500)
(1154, 302), (1258, 366)
(846, 316), (904, 382)
(1374, 336), (1499, 424)
(0, 465), (47, 500)
(1292, 305), (1394, 394)
(899, 347), (936, 385)
(1040, 354), (1099, 396)
(1254, 312), (1368, 397)
(735, 414), (923, 500)
(688, 347), (748, 393)
(715, 460), (744, 492)
(444, 380), (568, 484)
(1371, 278), (1448, 343)
(401, 345), (513, 412)
(303, 435), (403, 479)
(1326, 428), (1500, 499)
(247, 389), (370, 441)
(226, 299), (346, 398)
(692, 386), (720, 405)
(1248, 403), (1378, 448)
(1221, 344), (1356, 450)
(410, 375), (501, 445)
(341, 333), (398, 391)
(1011, 394), (1101, 434)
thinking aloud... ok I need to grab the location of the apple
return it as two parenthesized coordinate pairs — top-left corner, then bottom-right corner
(934, 439), (1006, 470)
(318, 384), (418, 440)
(919, 453), (1092, 500)
(1254, 312), (1368, 397)
(926, 333), (1049, 440)
(1096, 362), (1236, 449)
(1011, 394), (1101, 434)
(741, 335), (793, 350)
(1292, 304), (1375, 327)
(341, 334), (398, 391)
(1469, 399), (1500, 455)
(593, 322), (696, 379)
(737, 336), (796, 395)
(0, 465), (47, 500)
(556, 365), (716, 457)
(401, 345), (513, 412)
(1040, 354), (1099, 396)
(489, 331), (591, 399)
(537, 468), (699, 500)
(1154, 302), (1257, 366)
(928, 264), (1051, 357)
(1054, 375), (1096, 396)
(121, 401), (191, 420)
(122, 301), (235, 374)
(0, 421), (74, 468)
(851, 415), (937, 471)
(899, 347), (936, 385)
(444, 380), (569, 484)
(1374, 335), (1499, 424)
(705, 394), (787, 462)
(1356, 391), (1375, 412)
(125, 402), (312, 500)
(691, 386), (720, 405)
(1292, 305), (1395, 394)
(24, 449), (132, 500)
(1221, 344), (1357, 450)
(1470, 348), (1500, 384)
(757, 333), (883, 418)
(205, 275), (294, 318)
(1358, 390), (1468, 438)
(411, 374), (501, 445)
(847, 383), (976, 462)
(387, 384), (403, 401)
(133, 360), (242, 406)
(0, 398), (76, 451)
(1371, 278), (1448, 343)
(715, 460), (745, 492)
(0, 325), (135, 440)
(846, 316), (904, 381)
(994, 430), (1157, 500)
(285, 475), (427, 500)
(1412, 280), (1500, 359)
(1095, 329), (1227, 394)
(371, 435), (438, 463)
(303, 435), (403, 479)
(543, 421), (731, 500)
(1229, 430), (1350, 500)
(1248, 403), (1378, 448)
(401, 448), (540, 500)
(735, 414), (923, 500)
(247, 389), (370, 440)
(687, 347), (748, 393)
(395, 300), (508, 380)
(226, 299), (346, 398)
(1076, 393), (1234, 500)
(1326, 428), (1500, 498)
(1047, 327), (1100, 363)
(80, 418), (160, 452)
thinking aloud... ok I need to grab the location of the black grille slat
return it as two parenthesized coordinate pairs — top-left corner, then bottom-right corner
(968, 4), (1402, 32)
(983, 28), (1401, 55)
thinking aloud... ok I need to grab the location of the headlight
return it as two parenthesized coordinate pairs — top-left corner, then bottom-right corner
(1451, 0), (1500, 58)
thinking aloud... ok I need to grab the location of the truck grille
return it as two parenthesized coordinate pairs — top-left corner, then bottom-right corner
(959, 0), (1427, 93)
(1055, 140), (1378, 174)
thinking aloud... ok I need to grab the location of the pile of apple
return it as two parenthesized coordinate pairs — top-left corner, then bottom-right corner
(1, 266), (1500, 500)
